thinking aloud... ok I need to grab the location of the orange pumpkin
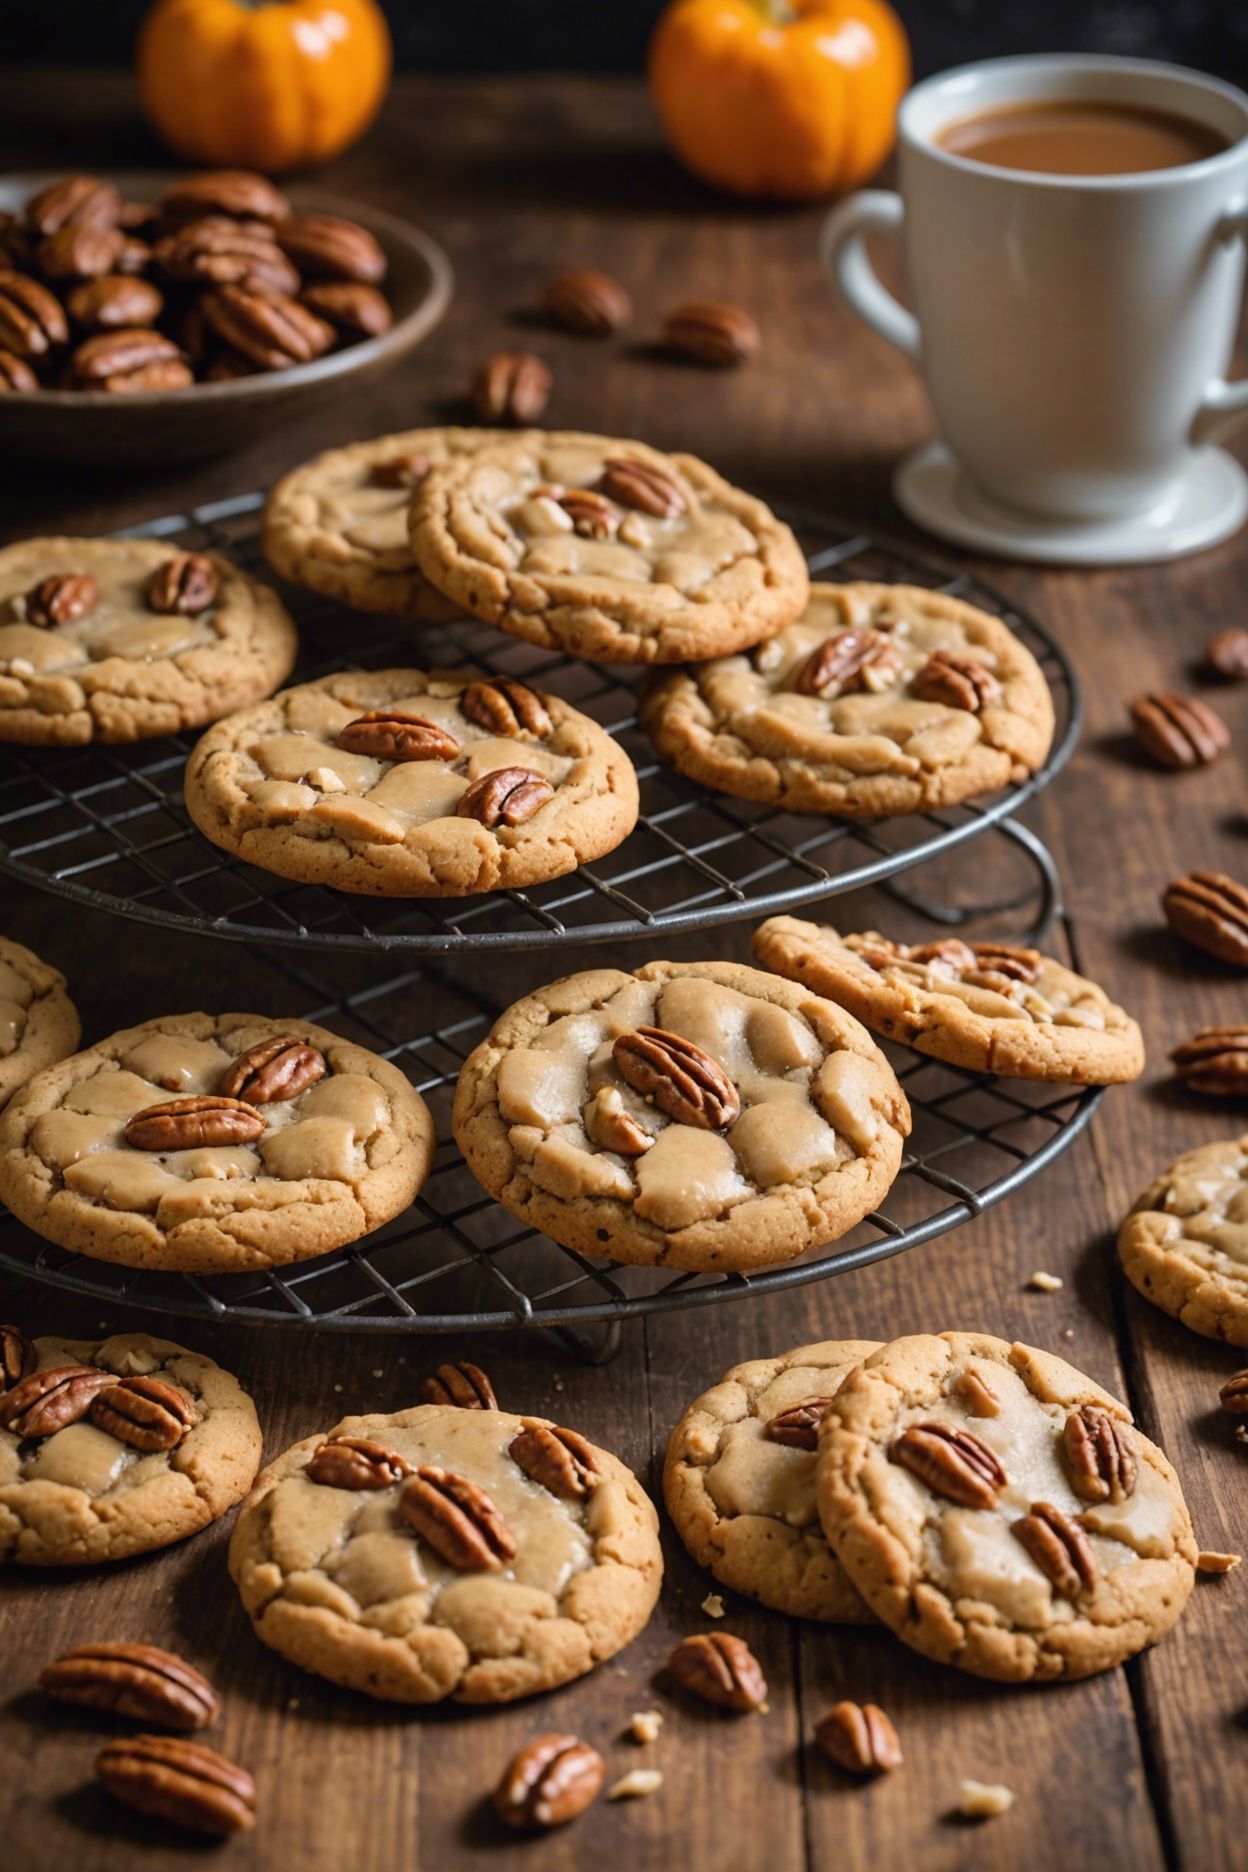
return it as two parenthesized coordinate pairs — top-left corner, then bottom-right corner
(136, 0), (392, 174)
(649, 0), (910, 202)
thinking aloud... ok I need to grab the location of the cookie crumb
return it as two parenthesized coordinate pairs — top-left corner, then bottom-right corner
(1236, 1425), (1248, 1445)
(333, 1382), (343, 1392)
(700, 1592), (725, 1619)
(1062, 1328), (1074, 1341)
(553, 1373), (565, 1391)
(958, 1780), (1014, 1819)
(1027, 1271), (1063, 1293)
(302, 766), (346, 793)
(627, 1710), (664, 1744)
(371, 1368), (383, 1378)
(1197, 1550), (1241, 1574)
(607, 1770), (663, 1802)
(287, 1697), (300, 1711)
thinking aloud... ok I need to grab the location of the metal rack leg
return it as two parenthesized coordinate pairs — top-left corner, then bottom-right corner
(880, 815), (1063, 942)
(546, 1319), (626, 1366)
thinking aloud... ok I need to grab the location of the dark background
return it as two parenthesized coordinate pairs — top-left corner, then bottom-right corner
(2, 0), (1244, 83)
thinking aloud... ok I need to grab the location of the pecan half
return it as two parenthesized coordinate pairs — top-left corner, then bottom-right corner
(0, 1323), (36, 1391)
(1206, 627), (1248, 680)
(764, 1396), (835, 1451)
(124, 1095), (265, 1151)
(68, 328), (191, 392)
(911, 650), (1001, 712)
(276, 213), (387, 283)
(599, 455), (687, 518)
(1013, 1501), (1097, 1599)
(1131, 691), (1228, 769)
(145, 551), (220, 616)
(0, 348), (37, 391)
(0, 269), (68, 356)
(903, 937), (977, 975)
(457, 766), (555, 828)
(36, 224), (124, 282)
(966, 941), (1042, 985)
(535, 486), (618, 539)
(461, 675), (552, 738)
(26, 572), (98, 628)
(509, 1418), (598, 1499)
(472, 350), (552, 424)
(1061, 1406), (1137, 1504)
(1162, 870), (1248, 968)
(543, 267), (632, 335)
(399, 1466), (517, 1569)
(306, 1436), (413, 1490)
(95, 1735), (256, 1837)
(1218, 1370), (1248, 1414)
(67, 275), (164, 333)
(419, 1361), (498, 1409)
(796, 628), (903, 698)
(0, 1363), (114, 1436)
(892, 1421), (1006, 1508)
(661, 300), (760, 367)
(90, 1376), (197, 1452)
(152, 218), (300, 296)
(300, 281), (392, 338)
(201, 284), (334, 370)
(336, 709), (460, 762)
(667, 1633), (767, 1712)
(26, 174), (121, 236)
(955, 1368), (1001, 1416)
(613, 1025), (739, 1130)
(370, 451), (433, 489)
(161, 170), (290, 227)
(494, 1733), (605, 1831)
(220, 1035), (327, 1105)
(814, 1701), (902, 1775)
(1171, 1026), (1248, 1097)
(41, 1643), (219, 1731)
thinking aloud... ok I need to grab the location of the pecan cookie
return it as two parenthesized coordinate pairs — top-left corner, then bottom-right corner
(184, 667), (639, 898)
(1, 1330), (261, 1566)
(640, 582), (1055, 816)
(409, 431), (808, 664)
(1118, 1137), (1248, 1346)
(664, 1339), (880, 1621)
(0, 1012), (433, 1273)
(815, 1333), (1197, 1682)
(262, 427), (505, 620)
(453, 960), (910, 1274)
(0, 937), (80, 1111)
(0, 538), (297, 745)
(229, 1403), (662, 1703)
(753, 918), (1144, 1085)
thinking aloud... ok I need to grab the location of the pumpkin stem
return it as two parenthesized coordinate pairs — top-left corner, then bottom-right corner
(753, 0), (797, 21)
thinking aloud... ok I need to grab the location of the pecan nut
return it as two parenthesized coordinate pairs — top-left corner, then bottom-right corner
(764, 1396), (835, 1450)
(41, 1643), (219, 1731)
(534, 485), (619, 539)
(419, 1361), (498, 1409)
(220, 1035), (327, 1105)
(1131, 691), (1229, 769)
(152, 218), (300, 295)
(399, 1466), (517, 1569)
(1171, 1026), (1248, 1097)
(0, 1363), (114, 1436)
(892, 1421), (1006, 1508)
(1061, 1405), (1137, 1504)
(26, 572), (98, 628)
(814, 1701), (902, 1775)
(661, 300), (760, 367)
(461, 676), (552, 738)
(901, 938), (977, 974)
(472, 350), (552, 424)
(1013, 1501), (1097, 1599)
(68, 328), (191, 392)
(1162, 870), (1248, 968)
(161, 170), (290, 227)
(599, 455), (687, 518)
(124, 1095), (265, 1151)
(90, 1376), (197, 1452)
(911, 650), (1001, 712)
(667, 1633), (767, 1712)
(306, 1436), (413, 1490)
(955, 1368), (1002, 1416)
(0, 1322), (36, 1391)
(509, 1418), (598, 1499)
(300, 281), (392, 338)
(336, 709), (460, 762)
(370, 451), (433, 489)
(201, 284), (334, 370)
(965, 941), (1042, 985)
(457, 766), (555, 828)
(95, 1734), (256, 1837)
(276, 212), (387, 283)
(1218, 1370), (1248, 1414)
(36, 224), (124, 282)
(1207, 627), (1248, 680)
(0, 348), (37, 391)
(796, 628), (903, 698)
(613, 1025), (739, 1130)
(67, 275), (164, 333)
(26, 174), (121, 237)
(145, 551), (220, 616)
(543, 267), (632, 335)
(0, 269), (69, 356)
(494, 1733), (605, 1831)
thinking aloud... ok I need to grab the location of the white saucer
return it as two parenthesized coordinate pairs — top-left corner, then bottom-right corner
(894, 440), (1248, 566)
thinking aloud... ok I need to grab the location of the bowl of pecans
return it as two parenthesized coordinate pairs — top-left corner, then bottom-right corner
(0, 169), (453, 466)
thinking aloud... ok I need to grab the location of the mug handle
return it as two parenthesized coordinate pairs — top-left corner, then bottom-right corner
(1193, 205), (1248, 445)
(818, 191), (920, 361)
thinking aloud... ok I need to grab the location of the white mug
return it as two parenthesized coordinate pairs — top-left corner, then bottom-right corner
(820, 55), (1248, 550)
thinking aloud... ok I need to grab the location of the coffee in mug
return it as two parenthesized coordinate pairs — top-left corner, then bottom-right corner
(937, 99), (1228, 176)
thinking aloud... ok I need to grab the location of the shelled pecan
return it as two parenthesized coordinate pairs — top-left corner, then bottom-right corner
(300, 281), (392, 338)
(124, 1095), (265, 1150)
(276, 213), (387, 283)
(1161, 870), (1248, 967)
(509, 1419), (598, 1498)
(1013, 1501), (1097, 1598)
(461, 676), (552, 738)
(796, 628), (902, 698)
(220, 1035), (326, 1104)
(1061, 1405), (1137, 1503)
(419, 1361), (498, 1409)
(26, 174), (121, 236)
(26, 571), (98, 627)
(0, 1323), (36, 1391)
(1131, 691), (1228, 769)
(661, 300), (760, 367)
(814, 1701), (902, 1774)
(472, 350), (551, 424)
(1171, 1026), (1248, 1097)
(912, 650), (1001, 712)
(0, 269), (68, 356)
(200, 284), (334, 370)
(306, 1437), (413, 1490)
(0, 1364), (114, 1436)
(892, 1421), (1006, 1508)
(95, 1734), (256, 1836)
(399, 1466), (517, 1569)
(1206, 627), (1248, 679)
(600, 456), (687, 517)
(543, 267), (632, 335)
(494, 1733), (604, 1830)
(145, 551), (220, 616)
(67, 275), (163, 333)
(456, 766), (554, 828)
(67, 327), (191, 393)
(613, 1026), (739, 1130)
(161, 170), (289, 228)
(90, 1376), (196, 1451)
(667, 1633), (767, 1711)
(41, 1642), (219, 1731)
(764, 1396), (835, 1450)
(336, 710), (460, 762)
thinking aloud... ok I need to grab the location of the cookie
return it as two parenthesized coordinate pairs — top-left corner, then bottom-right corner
(184, 667), (639, 898)
(1118, 1137), (1248, 1346)
(0, 1012), (434, 1274)
(409, 431), (809, 664)
(0, 1330), (261, 1566)
(453, 960), (910, 1274)
(664, 1339), (879, 1621)
(753, 918), (1144, 1085)
(0, 537), (297, 746)
(0, 938), (80, 1112)
(816, 1332), (1197, 1682)
(229, 1402), (662, 1703)
(262, 427), (503, 620)
(640, 582), (1055, 816)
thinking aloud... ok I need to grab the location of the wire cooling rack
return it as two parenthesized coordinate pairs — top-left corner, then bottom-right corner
(0, 493), (1080, 955)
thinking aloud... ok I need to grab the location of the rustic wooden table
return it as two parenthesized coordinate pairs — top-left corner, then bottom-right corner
(1, 70), (1245, 1872)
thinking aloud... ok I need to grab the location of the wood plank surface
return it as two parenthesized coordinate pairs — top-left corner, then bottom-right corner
(0, 70), (1244, 1872)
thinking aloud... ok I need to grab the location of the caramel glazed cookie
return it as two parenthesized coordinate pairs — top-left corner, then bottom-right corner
(1, 1329), (262, 1566)
(665, 1339), (880, 1622)
(754, 918), (1145, 1085)
(640, 582), (1055, 816)
(453, 960), (910, 1274)
(816, 1333), (1197, 1682)
(185, 667), (639, 898)
(0, 1013), (434, 1273)
(409, 431), (809, 664)
(229, 1403), (662, 1703)
(0, 937), (80, 1111)
(0, 537), (297, 746)
(1119, 1136), (1248, 1347)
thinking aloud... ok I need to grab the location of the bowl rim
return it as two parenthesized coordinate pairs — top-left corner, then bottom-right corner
(0, 171), (454, 409)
